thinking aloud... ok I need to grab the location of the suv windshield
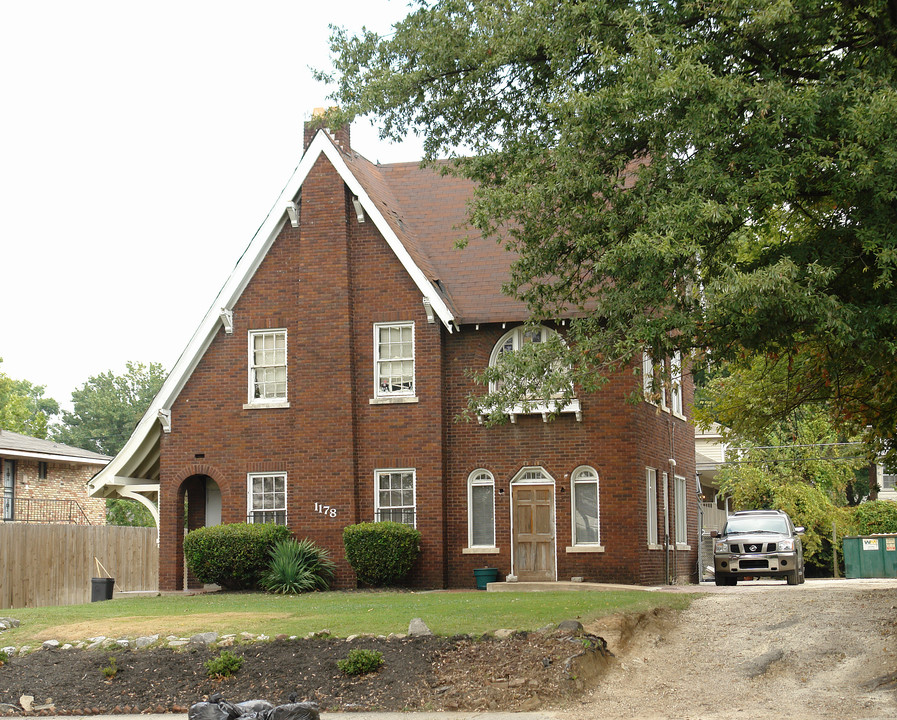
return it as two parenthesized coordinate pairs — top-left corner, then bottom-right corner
(724, 515), (788, 534)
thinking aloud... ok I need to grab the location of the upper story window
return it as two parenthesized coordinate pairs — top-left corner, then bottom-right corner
(468, 469), (496, 548)
(38, 461), (48, 479)
(374, 322), (415, 399)
(487, 325), (581, 422)
(670, 350), (684, 417)
(248, 330), (287, 406)
(247, 472), (287, 525)
(646, 467), (659, 546)
(571, 466), (601, 546)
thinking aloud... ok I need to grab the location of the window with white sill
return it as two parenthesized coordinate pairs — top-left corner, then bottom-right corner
(571, 466), (601, 546)
(375, 468), (416, 526)
(674, 474), (688, 545)
(248, 330), (287, 405)
(646, 467), (658, 546)
(247, 473), (287, 525)
(468, 469), (495, 548)
(374, 322), (415, 399)
(487, 325), (579, 419)
(670, 350), (684, 417)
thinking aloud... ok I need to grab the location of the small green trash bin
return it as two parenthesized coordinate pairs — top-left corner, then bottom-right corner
(843, 535), (897, 579)
(473, 567), (499, 590)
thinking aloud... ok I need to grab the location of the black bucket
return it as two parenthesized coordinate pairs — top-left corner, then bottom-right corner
(91, 577), (115, 602)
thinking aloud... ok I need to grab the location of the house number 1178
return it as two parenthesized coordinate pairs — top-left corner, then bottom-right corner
(314, 503), (337, 518)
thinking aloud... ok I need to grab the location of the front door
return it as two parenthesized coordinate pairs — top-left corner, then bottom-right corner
(512, 484), (556, 581)
(2, 459), (15, 521)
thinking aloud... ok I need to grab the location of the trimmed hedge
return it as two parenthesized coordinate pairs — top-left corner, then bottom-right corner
(183, 522), (292, 590)
(343, 521), (421, 586)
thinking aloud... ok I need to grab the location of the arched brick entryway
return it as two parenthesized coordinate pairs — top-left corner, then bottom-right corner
(159, 466), (223, 591)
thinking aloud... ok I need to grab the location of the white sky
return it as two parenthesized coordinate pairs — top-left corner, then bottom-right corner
(1, 0), (424, 410)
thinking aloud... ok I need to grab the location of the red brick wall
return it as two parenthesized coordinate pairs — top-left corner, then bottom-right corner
(442, 328), (696, 587)
(156, 138), (696, 590)
(1, 456), (106, 525)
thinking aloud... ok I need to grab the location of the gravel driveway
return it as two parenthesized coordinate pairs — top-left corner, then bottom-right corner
(572, 578), (897, 720)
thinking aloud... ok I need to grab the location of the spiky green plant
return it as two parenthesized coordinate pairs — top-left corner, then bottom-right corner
(261, 538), (336, 594)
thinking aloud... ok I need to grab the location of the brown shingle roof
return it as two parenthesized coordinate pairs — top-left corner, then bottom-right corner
(0, 429), (111, 463)
(341, 149), (530, 325)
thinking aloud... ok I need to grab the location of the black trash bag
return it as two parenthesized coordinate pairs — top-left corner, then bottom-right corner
(266, 701), (320, 720)
(188, 694), (247, 720)
(236, 701), (276, 715)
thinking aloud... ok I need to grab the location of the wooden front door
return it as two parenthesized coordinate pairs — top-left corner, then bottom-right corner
(512, 485), (556, 581)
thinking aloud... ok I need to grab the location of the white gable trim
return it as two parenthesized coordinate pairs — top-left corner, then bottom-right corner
(89, 130), (457, 501)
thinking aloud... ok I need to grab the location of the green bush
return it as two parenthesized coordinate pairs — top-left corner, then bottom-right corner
(337, 648), (384, 676)
(851, 501), (897, 535)
(205, 650), (243, 678)
(343, 521), (421, 586)
(261, 538), (336, 594)
(183, 523), (292, 590)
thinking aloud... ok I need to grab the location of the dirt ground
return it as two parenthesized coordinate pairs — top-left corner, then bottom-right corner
(0, 579), (895, 718)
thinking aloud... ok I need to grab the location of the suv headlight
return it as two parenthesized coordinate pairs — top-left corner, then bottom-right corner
(715, 541), (728, 553)
(777, 538), (795, 552)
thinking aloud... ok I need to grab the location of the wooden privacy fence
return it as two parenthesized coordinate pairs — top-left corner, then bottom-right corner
(0, 524), (158, 609)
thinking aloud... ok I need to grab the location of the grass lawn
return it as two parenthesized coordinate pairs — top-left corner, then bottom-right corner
(0, 589), (697, 647)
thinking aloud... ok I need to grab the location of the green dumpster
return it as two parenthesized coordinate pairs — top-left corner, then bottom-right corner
(842, 535), (897, 578)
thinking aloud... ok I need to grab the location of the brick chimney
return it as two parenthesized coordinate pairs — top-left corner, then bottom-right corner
(304, 107), (351, 152)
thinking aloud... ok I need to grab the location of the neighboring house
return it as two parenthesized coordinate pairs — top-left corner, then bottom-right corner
(876, 467), (897, 501)
(88, 115), (696, 591)
(0, 429), (109, 524)
(695, 423), (730, 532)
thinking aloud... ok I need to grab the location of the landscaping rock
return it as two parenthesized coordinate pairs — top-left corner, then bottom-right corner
(408, 618), (433, 637)
(556, 620), (584, 634)
(0, 618), (20, 630)
(190, 632), (218, 646)
(42, 640), (60, 649)
(135, 635), (159, 649)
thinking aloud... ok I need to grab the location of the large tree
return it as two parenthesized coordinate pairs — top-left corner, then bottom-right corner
(53, 361), (166, 527)
(0, 358), (59, 438)
(321, 0), (897, 458)
(53, 361), (166, 457)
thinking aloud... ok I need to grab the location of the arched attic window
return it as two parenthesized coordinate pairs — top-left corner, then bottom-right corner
(485, 325), (581, 423)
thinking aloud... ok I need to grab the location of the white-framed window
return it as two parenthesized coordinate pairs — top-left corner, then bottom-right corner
(670, 350), (684, 417)
(374, 468), (416, 526)
(571, 466), (600, 546)
(646, 467), (658, 546)
(674, 474), (688, 545)
(488, 325), (580, 420)
(374, 322), (415, 398)
(248, 329), (287, 405)
(247, 472), (287, 524)
(643, 351), (665, 408)
(468, 469), (495, 548)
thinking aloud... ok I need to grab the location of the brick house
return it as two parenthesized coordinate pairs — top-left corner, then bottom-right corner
(89, 118), (697, 590)
(1, 429), (108, 524)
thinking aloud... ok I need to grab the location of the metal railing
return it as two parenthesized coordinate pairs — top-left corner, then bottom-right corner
(4, 497), (93, 525)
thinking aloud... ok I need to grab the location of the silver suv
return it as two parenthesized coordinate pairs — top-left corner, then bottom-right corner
(711, 510), (805, 586)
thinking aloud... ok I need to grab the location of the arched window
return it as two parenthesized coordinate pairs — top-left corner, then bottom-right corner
(468, 470), (495, 548)
(571, 466), (600, 546)
(487, 325), (581, 421)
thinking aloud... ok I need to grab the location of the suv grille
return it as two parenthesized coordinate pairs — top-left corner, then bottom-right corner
(731, 542), (776, 553)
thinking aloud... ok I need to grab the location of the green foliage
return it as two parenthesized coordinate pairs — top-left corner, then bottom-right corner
(0, 358), (59, 438)
(343, 522), (421, 586)
(323, 0), (897, 461)
(183, 523), (292, 590)
(337, 648), (384, 676)
(0, 649), (8, 666)
(102, 656), (118, 679)
(261, 538), (336, 594)
(851, 501), (897, 536)
(104, 498), (154, 527)
(205, 650), (243, 678)
(53, 360), (166, 457)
